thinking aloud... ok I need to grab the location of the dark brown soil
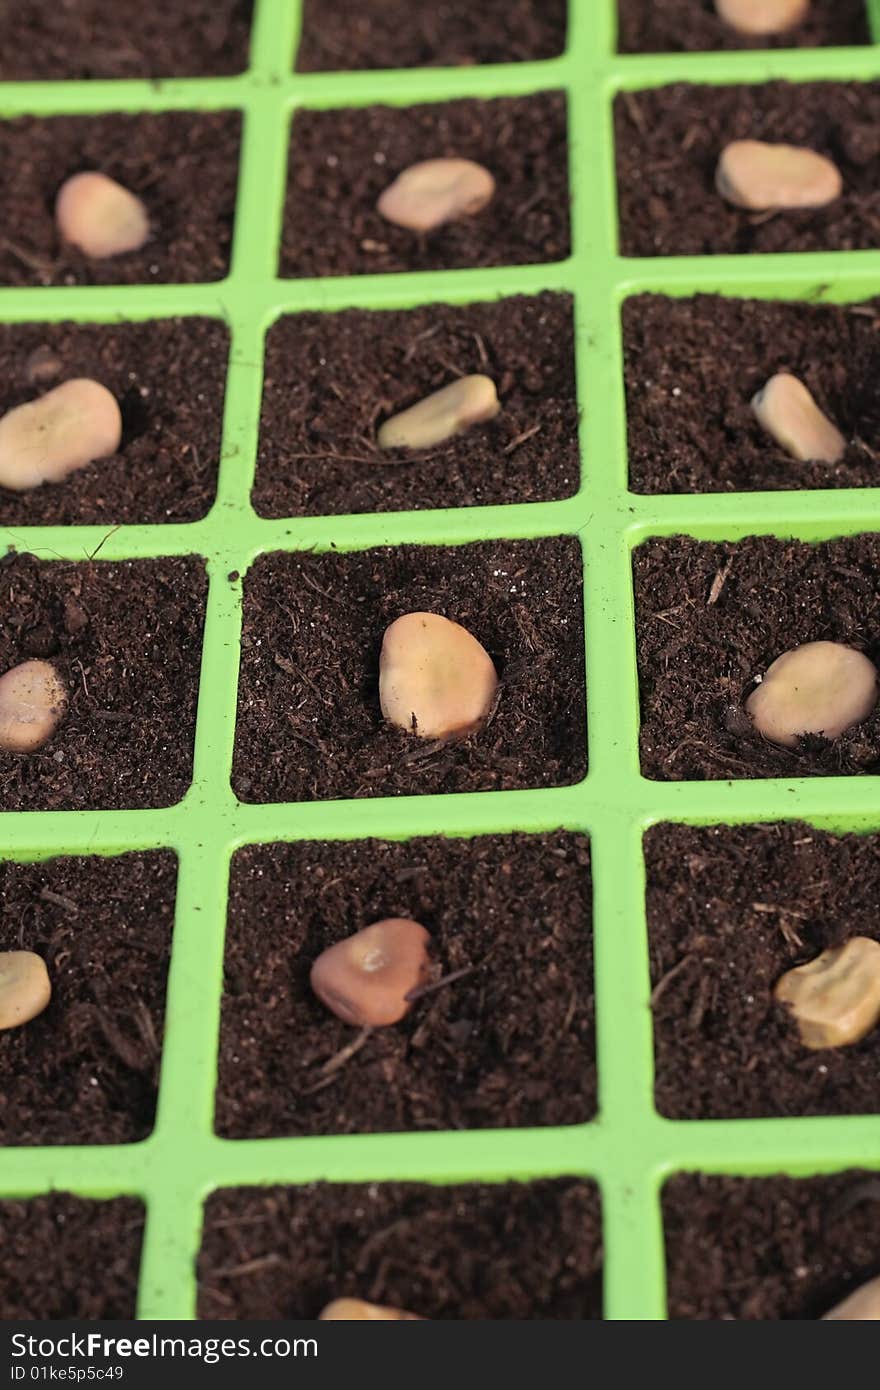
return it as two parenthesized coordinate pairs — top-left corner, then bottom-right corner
(217, 832), (594, 1139)
(232, 537), (586, 803)
(0, 1194), (144, 1319)
(614, 82), (880, 257)
(664, 1171), (880, 1319)
(624, 294), (880, 495)
(0, 852), (175, 1146)
(0, 553), (206, 810)
(280, 93), (570, 278)
(0, 112), (241, 287)
(198, 1179), (602, 1319)
(0, 318), (229, 526)
(295, 0), (568, 70)
(646, 822), (880, 1120)
(254, 293), (579, 518)
(617, 0), (870, 52)
(0, 1), (252, 79)
(633, 533), (880, 780)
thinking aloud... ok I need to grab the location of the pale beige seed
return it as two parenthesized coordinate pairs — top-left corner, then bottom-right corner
(319, 1298), (424, 1321)
(378, 375), (500, 452)
(823, 1275), (880, 1320)
(751, 373), (845, 464)
(56, 171), (149, 259)
(310, 918), (432, 1028)
(380, 612), (499, 741)
(716, 140), (842, 211)
(0, 660), (68, 753)
(0, 951), (51, 1030)
(745, 641), (878, 749)
(774, 936), (880, 1049)
(715, 0), (809, 35)
(0, 379), (122, 493)
(377, 158), (495, 233)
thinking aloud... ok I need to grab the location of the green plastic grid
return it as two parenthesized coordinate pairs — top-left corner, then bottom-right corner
(1, 0), (880, 1322)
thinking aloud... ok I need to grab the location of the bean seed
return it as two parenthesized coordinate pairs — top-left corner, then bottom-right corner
(310, 918), (432, 1028)
(0, 660), (67, 753)
(56, 171), (149, 259)
(379, 612), (498, 740)
(378, 375), (500, 451)
(751, 373), (845, 464)
(319, 1299), (423, 1320)
(0, 951), (51, 1030)
(774, 936), (880, 1049)
(823, 1275), (880, 1320)
(745, 641), (878, 749)
(0, 379), (122, 492)
(715, 0), (809, 35)
(716, 140), (842, 211)
(377, 158), (495, 233)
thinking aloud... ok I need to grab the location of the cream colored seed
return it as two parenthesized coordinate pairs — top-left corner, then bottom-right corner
(715, 0), (809, 35)
(0, 951), (51, 1030)
(378, 375), (500, 452)
(751, 373), (845, 464)
(0, 660), (67, 754)
(310, 918), (432, 1028)
(745, 641), (878, 749)
(380, 612), (499, 741)
(56, 171), (149, 259)
(0, 379), (122, 493)
(377, 158), (495, 233)
(823, 1275), (880, 1320)
(716, 140), (842, 211)
(319, 1298), (424, 1321)
(774, 936), (880, 1049)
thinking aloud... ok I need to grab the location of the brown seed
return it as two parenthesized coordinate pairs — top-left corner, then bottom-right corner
(0, 660), (67, 753)
(56, 171), (149, 259)
(774, 936), (880, 1049)
(751, 373), (845, 464)
(0, 951), (51, 1030)
(714, 0), (809, 34)
(377, 158), (495, 233)
(745, 641), (878, 749)
(716, 140), (842, 211)
(319, 1298), (424, 1320)
(310, 918), (432, 1028)
(380, 612), (498, 740)
(823, 1275), (880, 1320)
(0, 378), (122, 492)
(378, 375), (500, 452)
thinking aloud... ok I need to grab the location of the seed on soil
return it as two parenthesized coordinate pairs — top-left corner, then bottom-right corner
(714, 0), (809, 34)
(378, 374), (500, 451)
(774, 936), (880, 1049)
(377, 157), (495, 233)
(745, 641), (878, 749)
(310, 918), (432, 1028)
(823, 1274), (880, 1320)
(0, 378), (122, 492)
(715, 140), (842, 211)
(0, 950), (51, 1030)
(319, 1298), (424, 1320)
(0, 660), (68, 753)
(55, 171), (150, 259)
(379, 612), (499, 740)
(751, 373), (846, 464)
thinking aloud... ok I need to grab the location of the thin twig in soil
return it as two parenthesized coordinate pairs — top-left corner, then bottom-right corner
(707, 558), (733, 606)
(650, 953), (696, 1007)
(300, 1025), (374, 1096)
(39, 888), (79, 915)
(503, 423), (542, 455)
(405, 965), (475, 1003)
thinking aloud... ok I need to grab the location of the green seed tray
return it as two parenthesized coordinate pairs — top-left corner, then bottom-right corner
(3, 0), (880, 1322)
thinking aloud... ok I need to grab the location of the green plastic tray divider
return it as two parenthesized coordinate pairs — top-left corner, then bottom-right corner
(1, 0), (880, 1321)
